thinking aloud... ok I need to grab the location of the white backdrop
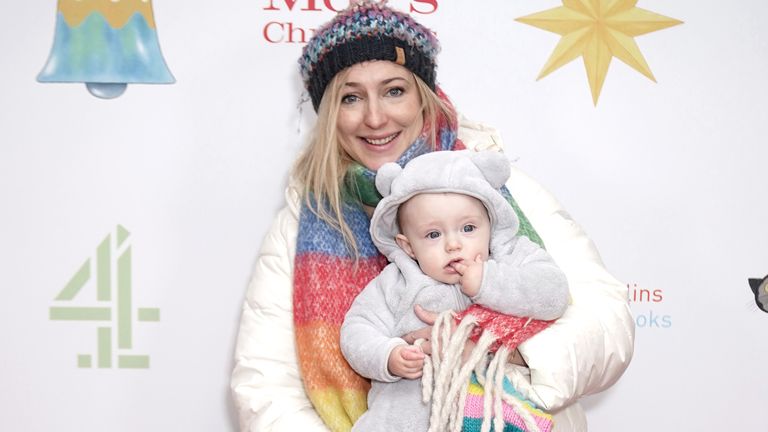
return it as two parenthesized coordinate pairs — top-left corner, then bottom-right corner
(1, 0), (767, 430)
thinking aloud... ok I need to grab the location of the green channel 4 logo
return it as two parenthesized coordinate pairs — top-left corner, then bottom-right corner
(49, 225), (160, 369)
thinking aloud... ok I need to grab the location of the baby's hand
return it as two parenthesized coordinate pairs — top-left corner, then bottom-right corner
(387, 344), (425, 379)
(451, 254), (485, 297)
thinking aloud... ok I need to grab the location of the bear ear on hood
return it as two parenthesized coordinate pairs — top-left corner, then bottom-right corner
(375, 162), (403, 197)
(470, 151), (510, 190)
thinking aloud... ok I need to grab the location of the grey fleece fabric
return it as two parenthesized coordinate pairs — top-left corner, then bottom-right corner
(340, 150), (569, 431)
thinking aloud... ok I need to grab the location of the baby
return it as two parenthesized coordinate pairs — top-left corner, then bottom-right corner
(341, 150), (569, 431)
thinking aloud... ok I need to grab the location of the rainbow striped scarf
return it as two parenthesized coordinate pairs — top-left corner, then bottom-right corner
(293, 89), (461, 431)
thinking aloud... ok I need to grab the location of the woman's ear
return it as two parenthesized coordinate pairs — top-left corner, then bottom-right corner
(395, 234), (416, 259)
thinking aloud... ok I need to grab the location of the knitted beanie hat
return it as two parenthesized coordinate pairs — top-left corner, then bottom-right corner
(298, 0), (440, 111)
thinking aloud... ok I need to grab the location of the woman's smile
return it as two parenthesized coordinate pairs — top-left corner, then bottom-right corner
(362, 132), (400, 146)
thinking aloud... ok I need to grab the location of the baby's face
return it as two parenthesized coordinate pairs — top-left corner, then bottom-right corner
(397, 193), (491, 284)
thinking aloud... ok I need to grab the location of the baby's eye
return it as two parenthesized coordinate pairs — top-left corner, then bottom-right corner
(386, 87), (404, 97)
(462, 224), (476, 233)
(426, 231), (440, 239)
(341, 94), (360, 104)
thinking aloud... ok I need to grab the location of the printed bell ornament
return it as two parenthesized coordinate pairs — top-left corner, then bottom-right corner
(38, 0), (175, 99)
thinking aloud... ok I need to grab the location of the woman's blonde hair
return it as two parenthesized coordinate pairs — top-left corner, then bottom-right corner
(292, 66), (455, 258)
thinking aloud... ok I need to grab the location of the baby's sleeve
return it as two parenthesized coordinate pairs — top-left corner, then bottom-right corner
(472, 235), (569, 320)
(340, 269), (407, 383)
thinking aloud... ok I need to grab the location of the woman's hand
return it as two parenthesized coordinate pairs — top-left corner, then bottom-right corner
(401, 304), (437, 352)
(402, 305), (477, 361)
(509, 348), (527, 366)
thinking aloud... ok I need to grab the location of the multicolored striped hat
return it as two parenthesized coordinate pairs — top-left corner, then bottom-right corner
(299, 0), (440, 111)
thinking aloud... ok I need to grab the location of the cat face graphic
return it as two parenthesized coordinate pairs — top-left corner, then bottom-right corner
(749, 275), (768, 313)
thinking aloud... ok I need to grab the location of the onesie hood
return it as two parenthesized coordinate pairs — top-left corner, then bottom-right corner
(370, 150), (519, 262)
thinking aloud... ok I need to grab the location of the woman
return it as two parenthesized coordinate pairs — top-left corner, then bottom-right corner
(231, 1), (634, 431)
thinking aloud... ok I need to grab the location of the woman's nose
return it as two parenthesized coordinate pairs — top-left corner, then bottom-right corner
(363, 99), (386, 129)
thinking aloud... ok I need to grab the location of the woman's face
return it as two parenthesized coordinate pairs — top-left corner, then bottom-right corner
(336, 61), (424, 171)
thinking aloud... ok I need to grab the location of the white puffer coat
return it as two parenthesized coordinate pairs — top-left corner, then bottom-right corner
(231, 117), (635, 432)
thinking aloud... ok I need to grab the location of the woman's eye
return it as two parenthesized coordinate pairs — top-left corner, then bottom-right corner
(426, 231), (440, 239)
(462, 224), (476, 233)
(341, 94), (359, 104)
(386, 87), (404, 97)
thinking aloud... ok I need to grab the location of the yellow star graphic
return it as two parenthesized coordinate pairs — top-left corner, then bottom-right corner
(516, 0), (682, 105)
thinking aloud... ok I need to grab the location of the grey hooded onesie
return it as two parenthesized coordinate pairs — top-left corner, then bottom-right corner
(340, 150), (569, 432)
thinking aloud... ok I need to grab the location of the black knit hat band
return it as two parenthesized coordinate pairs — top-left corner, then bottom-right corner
(298, 0), (440, 112)
(308, 36), (436, 111)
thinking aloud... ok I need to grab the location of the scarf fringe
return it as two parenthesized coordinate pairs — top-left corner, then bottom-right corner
(422, 311), (554, 432)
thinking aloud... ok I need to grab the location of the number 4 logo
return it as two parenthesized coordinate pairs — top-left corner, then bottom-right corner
(49, 225), (160, 368)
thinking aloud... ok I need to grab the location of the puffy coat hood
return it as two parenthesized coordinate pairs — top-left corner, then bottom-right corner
(370, 150), (520, 262)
